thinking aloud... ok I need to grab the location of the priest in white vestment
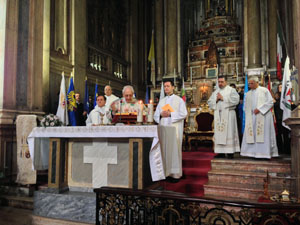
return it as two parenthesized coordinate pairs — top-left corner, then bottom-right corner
(104, 85), (119, 111)
(154, 80), (187, 179)
(208, 76), (240, 157)
(241, 76), (278, 158)
(86, 95), (111, 126)
(110, 85), (140, 114)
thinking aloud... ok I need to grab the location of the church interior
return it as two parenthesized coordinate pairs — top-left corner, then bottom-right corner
(1, 0), (300, 224)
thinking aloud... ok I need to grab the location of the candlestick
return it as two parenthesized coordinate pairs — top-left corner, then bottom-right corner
(147, 100), (154, 123)
(137, 100), (143, 123)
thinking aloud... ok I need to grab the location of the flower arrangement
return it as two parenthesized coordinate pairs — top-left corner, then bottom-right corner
(40, 114), (63, 127)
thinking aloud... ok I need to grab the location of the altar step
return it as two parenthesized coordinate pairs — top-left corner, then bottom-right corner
(162, 148), (216, 197)
(204, 158), (293, 200)
(0, 185), (34, 210)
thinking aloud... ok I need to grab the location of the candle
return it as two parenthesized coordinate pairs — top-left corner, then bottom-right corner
(147, 100), (154, 123)
(137, 100), (143, 123)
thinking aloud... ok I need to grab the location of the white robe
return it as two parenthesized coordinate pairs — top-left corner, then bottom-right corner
(154, 94), (187, 178)
(110, 98), (139, 113)
(208, 85), (240, 153)
(105, 94), (119, 111)
(241, 86), (278, 158)
(86, 105), (111, 126)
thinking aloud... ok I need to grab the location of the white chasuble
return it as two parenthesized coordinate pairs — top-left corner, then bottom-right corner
(86, 105), (111, 125)
(208, 85), (240, 153)
(241, 86), (278, 159)
(154, 94), (187, 178)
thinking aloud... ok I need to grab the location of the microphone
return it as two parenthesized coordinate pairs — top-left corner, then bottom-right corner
(119, 98), (122, 123)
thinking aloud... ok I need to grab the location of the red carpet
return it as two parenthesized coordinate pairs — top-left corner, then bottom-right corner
(161, 147), (216, 197)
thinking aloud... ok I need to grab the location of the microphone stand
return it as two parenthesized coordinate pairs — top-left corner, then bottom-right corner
(119, 98), (122, 123)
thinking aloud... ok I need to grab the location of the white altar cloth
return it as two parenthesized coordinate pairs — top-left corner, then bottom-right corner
(28, 125), (165, 181)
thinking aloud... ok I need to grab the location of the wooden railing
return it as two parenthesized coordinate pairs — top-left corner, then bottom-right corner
(94, 187), (300, 225)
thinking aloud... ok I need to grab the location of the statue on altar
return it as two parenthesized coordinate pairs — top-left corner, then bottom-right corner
(206, 40), (218, 68)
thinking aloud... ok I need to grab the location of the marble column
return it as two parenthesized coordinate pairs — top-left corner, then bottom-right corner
(72, 0), (87, 97)
(155, 0), (164, 81)
(293, 0), (300, 104)
(247, 0), (262, 68)
(42, 0), (50, 112)
(285, 108), (300, 200)
(0, 0), (18, 115)
(267, 0), (277, 69)
(165, 0), (178, 77)
(27, 0), (45, 112)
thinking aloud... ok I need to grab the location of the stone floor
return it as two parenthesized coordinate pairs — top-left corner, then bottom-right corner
(0, 206), (32, 225)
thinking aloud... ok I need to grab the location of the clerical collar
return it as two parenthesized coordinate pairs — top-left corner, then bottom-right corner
(167, 93), (174, 97)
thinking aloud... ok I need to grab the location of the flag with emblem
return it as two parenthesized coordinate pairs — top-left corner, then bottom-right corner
(280, 56), (292, 129)
(242, 73), (249, 134)
(56, 72), (69, 125)
(67, 76), (77, 126)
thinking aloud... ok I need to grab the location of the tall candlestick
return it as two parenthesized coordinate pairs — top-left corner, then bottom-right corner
(147, 100), (154, 123)
(137, 100), (143, 123)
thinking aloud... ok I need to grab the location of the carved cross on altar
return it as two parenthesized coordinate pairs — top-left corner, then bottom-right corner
(83, 142), (117, 188)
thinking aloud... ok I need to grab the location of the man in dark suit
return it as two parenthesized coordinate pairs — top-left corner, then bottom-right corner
(75, 93), (87, 126)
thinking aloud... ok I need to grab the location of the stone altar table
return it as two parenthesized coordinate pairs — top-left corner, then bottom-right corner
(28, 125), (166, 192)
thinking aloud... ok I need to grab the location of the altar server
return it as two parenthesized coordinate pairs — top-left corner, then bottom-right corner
(208, 75), (240, 158)
(154, 80), (187, 179)
(104, 85), (119, 110)
(241, 76), (278, 158)
(86, 95), (111, 125)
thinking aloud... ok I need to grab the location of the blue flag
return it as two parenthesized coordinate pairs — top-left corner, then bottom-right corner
(145, 86), (149, 104)
(93, 83), (98, 108)
(84, 80), (89, 113)
(242, 74), (249, 133)
(67, 77), (77, 126)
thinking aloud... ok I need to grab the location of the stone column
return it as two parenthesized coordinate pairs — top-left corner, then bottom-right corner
(293, 0), (300, 104)
(285, 108), (300, 200)
(0, 0), (18, 115)
(72, 0), (87, 98)
(247, 0), (262, 68)
(155, 0), (164, 81)
(27, 0), (45, 112)
(165, 0), (178, 77)
(267, 0), (277, 69)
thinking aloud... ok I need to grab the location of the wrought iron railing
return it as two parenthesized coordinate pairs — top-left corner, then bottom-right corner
(95, 187), (300, 225)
